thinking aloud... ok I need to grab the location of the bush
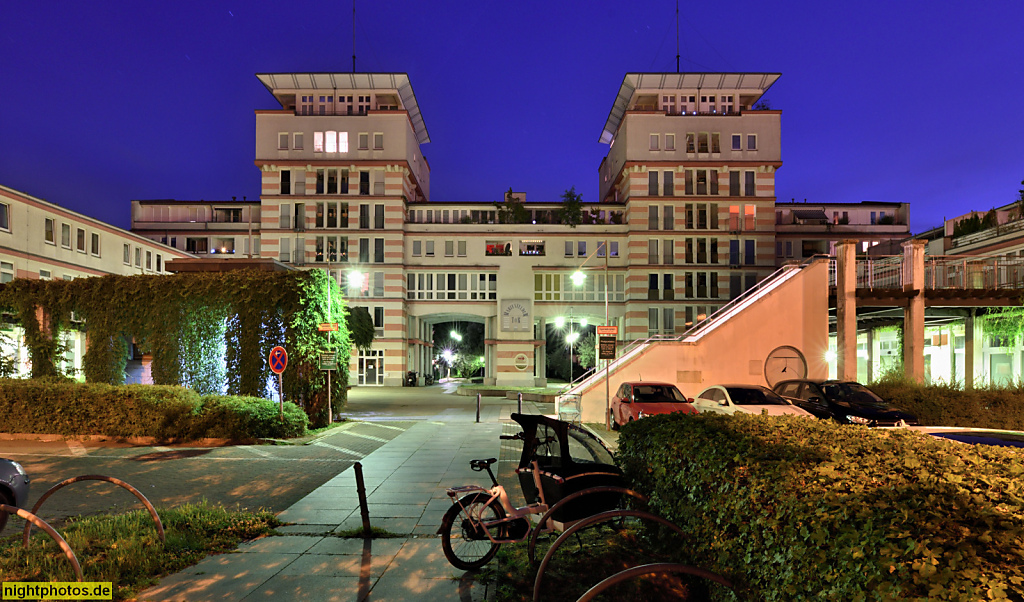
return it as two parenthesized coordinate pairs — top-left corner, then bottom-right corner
(0, 378), (307, 441)
(871, 379), (1024, 430)
(616, 413), (1024, 601)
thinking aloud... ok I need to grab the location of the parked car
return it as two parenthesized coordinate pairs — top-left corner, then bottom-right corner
(693, 384), (813, 417)
(609, 381), (697, 430)
(911, 426), (1024, 448)
(773, 379), (918, 426)
(0, 458), (31, 533)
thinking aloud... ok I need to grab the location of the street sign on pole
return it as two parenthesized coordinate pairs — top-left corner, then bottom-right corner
(318, 323), (339, 332)
(268, 346), (288, 421)
(319, 350), (338, 371)
(597, 326), (618, 360)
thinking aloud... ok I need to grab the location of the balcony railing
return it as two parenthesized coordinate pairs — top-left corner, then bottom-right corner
(827, 255), (1024, 290)
(951, 218), (1024, 248)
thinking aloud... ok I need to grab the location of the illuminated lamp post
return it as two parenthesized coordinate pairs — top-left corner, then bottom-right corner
(570, 240), (612, 429)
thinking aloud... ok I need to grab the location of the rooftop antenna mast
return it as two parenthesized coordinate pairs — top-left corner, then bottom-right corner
(676, 0), (680, 73)
(352, 0), (356, 73)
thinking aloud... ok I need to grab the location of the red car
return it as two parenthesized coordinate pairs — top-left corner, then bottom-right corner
(609, 381), (697, 430)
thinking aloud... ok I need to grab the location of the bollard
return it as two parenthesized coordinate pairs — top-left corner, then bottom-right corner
(517, 392), (523, 414)
(354, 462), (372, 537)
(476, 393), (481, 423)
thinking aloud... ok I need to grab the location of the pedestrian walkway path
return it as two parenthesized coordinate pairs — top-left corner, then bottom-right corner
(139, 403), (537, 602)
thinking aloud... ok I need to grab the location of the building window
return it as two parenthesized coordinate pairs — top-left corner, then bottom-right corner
(747, 134), (757, 151)
(280, 170), (291, 195)
(458, 240), (467, 257)
(732, 134), (741, 151)
(686, 132), (695, 153)
(610, 241), (619, 257)
(663, 171), (674, 197)
(698, 132), (709, 153)
(648, 205), (659, 230)
(373, 133), (384, 150)
(648, 307), (659, 333)
(648, 239), (659, 264)
(44, 218), (55, 244)
(711, 133), (720, 153)
(445, 240), (454, 257)
(359, 238), (369, 263)
(278, 133), (288, 150)
(745, 240), (756, 265)
(123, 243), (131, 264)
(663, 239), (674, 264)
(358, 133), (369, 150)
(39, 269), (51, 280)
(425, 240), (435, 257)
(649, 171), (659, 196)
(61, 223), (71, 248)
(374, 238), (384, 263)
(413, 240), (422, 257)
(745, 205), (756, 230)
(665, 134), (675, 151)
(0, 203), (9, 232)
(359, 172), (370, 195)
(577, 241), (586, 257)
(486, 241), (511, 256)
(374, 204), (384, 229)
(146, 251), (152, 270)
(0, 262), (13, 283)
(359, 204), (370, 228)
(565, 241), (573, 257)
(744, 171), (756, 196)
(186, 238), (208, 253)
(294, 133), (304, 150)
(76, 228), (86, 252)
(729, 171), (740, 196)
(650, 134), (659, 150)
(520, 240), (545, 256)
(156, 255), (162, 272)
(135, 247), (142, 266)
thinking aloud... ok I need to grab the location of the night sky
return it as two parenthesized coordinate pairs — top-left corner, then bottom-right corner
(2, 1), (1022, 234)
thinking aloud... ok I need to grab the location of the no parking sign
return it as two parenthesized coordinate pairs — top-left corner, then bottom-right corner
(269, 346), (288, 420)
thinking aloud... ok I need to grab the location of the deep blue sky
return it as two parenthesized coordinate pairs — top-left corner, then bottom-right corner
(2, 1), (1022, 233)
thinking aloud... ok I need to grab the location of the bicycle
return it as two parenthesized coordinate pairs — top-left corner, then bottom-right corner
(438, 432), (563, 570)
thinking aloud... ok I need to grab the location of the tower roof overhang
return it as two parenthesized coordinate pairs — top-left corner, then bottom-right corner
(600, 72), (781, 144)
(256, 72), (430, 144)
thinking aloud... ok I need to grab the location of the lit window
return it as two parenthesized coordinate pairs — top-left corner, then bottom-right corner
(314, 131), (324, 152)
(338, 132), (349, 153)
(325, 131), (337, 153)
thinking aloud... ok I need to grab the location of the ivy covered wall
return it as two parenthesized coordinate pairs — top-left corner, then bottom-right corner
(0, 269), (349, 427)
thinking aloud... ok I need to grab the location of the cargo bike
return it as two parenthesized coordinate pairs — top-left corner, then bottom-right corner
(438, 413), (645, 570)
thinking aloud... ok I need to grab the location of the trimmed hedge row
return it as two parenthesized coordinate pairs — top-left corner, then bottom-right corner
(871, 380), (1024, 431)
(616, 413), (1024, 601)
(0, 378), (307, 440)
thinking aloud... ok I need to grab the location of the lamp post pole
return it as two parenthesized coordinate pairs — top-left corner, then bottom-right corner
(604, 239), (610, 431)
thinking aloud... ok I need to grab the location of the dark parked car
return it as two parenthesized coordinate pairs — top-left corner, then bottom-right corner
(1, 458), (31, 533)
(773, 379), (918, 426)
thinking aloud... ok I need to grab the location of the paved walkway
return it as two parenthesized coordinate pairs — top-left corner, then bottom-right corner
(139, 401), (531, 602)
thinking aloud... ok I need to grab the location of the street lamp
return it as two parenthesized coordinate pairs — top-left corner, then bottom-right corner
(347, 270), (365, 294)
(570, 240), (613, 429)
(566, 329), (580, 383)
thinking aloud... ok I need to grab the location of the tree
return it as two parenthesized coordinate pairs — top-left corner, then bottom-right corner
(1015, 179), (1024, 220)
(346, 306), (376, 352)
(753, 98), (773, 110)
(495, 187), (530, 224)
(577, 333), (597, 369)
(558, 186), (584, 228)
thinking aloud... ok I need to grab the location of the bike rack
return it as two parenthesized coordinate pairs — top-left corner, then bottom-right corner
(532, 509), (687, 602)
(23, 475), (165, 548)
(575, 562), (734, 602)
(1, 504), (83, 582)
(526, 486), (649, 564)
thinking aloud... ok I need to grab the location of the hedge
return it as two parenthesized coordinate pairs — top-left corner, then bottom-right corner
(870, 380), (1024, 431)
(616, 413), (1024, 601)
(0, 378), (307, 440)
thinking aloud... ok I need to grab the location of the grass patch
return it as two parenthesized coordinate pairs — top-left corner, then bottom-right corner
(332, 526), (404, 539)
(475, 525), (737, 601)
(0, 501), (279, 601)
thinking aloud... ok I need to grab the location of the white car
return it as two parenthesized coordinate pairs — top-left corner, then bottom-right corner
(693, 384), (813, 417)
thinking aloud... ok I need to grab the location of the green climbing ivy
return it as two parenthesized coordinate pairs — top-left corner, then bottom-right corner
(0, 269), (351, 427)
(979, 307), (1024, 345)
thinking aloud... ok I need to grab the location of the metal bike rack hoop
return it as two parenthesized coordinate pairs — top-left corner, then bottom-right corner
(527, 486), (649, 565)
(23, 474), (165, 548)
(1, 504), (83, 581)
(532, 508), (687, 602)
(575, 562), (733, 602)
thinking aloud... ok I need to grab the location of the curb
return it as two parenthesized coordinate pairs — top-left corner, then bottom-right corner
(0, 432), (244, 446)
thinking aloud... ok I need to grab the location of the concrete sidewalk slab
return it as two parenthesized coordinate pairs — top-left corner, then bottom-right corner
(138, 404), (539, 602)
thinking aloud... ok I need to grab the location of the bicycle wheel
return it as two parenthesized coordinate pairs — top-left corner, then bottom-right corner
(440, 493), (506, 570)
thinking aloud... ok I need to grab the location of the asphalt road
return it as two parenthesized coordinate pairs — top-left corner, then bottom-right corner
(0, 381), (495, 531)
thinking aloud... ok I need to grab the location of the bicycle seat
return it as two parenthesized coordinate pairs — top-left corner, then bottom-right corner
(470, 458), (498, 471)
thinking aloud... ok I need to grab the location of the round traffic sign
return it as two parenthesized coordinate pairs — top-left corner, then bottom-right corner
(269, 346), (288, 374)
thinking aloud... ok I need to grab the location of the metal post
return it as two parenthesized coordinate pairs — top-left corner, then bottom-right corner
(327, 370), (332, 424)
(605, 240), (611, 431)
(517, 392), (523, 414)
(354, 462), (372, 536)
(476, 393), (481, 423)
(278, 373), (284, 421)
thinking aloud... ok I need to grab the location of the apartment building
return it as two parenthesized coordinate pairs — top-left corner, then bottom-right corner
(131, 199), (262, 258)
(0, 184), (192, 377)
